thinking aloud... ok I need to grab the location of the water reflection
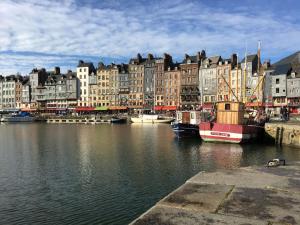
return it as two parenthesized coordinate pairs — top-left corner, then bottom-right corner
(199, 142), (243, 170)
(0, 124), (300, 225)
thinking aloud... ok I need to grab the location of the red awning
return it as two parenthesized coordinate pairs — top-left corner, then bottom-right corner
(245, 102), (264, 107)
(154, 106), (163, 110)
(263, 103), (274, 107)
(161, 106), (177, 110)
(202, 103), (213, 109)
(75, 107), (95, 112)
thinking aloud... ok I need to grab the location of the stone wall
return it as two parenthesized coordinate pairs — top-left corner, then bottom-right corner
(265, 122), (300, 148)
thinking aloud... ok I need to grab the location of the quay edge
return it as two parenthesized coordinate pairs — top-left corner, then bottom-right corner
(130, 162), (300, 225)
(265, 122), (300, 148)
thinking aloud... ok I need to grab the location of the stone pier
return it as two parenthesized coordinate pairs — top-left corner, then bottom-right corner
(265, 122), (300, 147)
(130, 162), (300, 225)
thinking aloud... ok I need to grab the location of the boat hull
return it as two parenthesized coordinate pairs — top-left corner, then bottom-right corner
(199, 122), (264, 143)
(1, 116), (36, 123)
(171, 123), (199, 138)
(111, 117), (127, 123)
(130, 117), (174, 123)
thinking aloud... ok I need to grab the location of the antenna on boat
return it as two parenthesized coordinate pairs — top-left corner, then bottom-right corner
(243, 42), (248, 103)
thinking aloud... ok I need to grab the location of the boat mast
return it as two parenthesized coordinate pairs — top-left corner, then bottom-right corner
(153, 63), (156, 114)
(200, 58), (203, 106)
(236, 54), (239, 101)
(243, 44), (248, 103)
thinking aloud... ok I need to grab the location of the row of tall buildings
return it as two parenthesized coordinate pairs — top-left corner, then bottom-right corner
(1, 50), (300, 114)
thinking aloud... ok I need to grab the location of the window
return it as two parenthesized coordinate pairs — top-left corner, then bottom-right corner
(225, 103), (231, 110)
(276, 78), (279, 84)
(276, 88), (279, 93)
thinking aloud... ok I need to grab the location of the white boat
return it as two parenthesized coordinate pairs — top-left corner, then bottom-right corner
(1, 112), (36, 123)
(130, 114), (174, 123)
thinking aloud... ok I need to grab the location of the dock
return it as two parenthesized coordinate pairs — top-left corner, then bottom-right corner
(47, 118), (112, 124)
(131, 162), (300, 225)
(265, 122), (300, 147)
(46, 115), (128, 124)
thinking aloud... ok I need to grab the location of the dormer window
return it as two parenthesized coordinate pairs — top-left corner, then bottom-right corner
(187, 59), (191, 64)
(291, 72), (296, 78)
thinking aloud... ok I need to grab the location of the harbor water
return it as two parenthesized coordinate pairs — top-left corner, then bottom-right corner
(0, 123), (300, 225)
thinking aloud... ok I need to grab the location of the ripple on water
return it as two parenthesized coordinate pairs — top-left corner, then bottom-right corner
(0, 124), (300, 225)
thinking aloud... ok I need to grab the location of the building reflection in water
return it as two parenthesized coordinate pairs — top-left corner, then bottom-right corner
(77, 125), (94, 185)
(199, 142), (243, 170)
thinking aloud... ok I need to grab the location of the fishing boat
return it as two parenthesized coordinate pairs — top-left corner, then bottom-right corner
(1, 112), (36, 123)
(130, 114), (174, 123)
(171, 111), (201, 138)
(199, 102), (264, 143)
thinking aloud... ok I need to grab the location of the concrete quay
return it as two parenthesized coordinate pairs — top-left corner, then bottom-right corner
(131, 162), (300, 225)
(265, 122), (300, 147)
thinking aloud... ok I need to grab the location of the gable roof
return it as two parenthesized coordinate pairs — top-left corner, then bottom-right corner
(241, 54), (257, 63)
(274, 51), (300, 66)
(273, 63), (292, 75)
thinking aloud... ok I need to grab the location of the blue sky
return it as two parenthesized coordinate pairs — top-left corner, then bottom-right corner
(1, 0), (300, 75)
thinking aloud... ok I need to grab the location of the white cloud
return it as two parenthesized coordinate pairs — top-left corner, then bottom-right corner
(0, 0), (300, 74)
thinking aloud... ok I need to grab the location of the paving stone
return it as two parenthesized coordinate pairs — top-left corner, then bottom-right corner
(158, 183), (233, 213)
(130, 205), (267, 225)
(131, 164), (300, 225)
(218, 187), (300, 224)
(187, 166), (299, 192)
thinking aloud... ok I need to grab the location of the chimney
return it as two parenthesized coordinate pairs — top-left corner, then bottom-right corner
(54, 67), (60, 75)
(184, 54), (189, 60)
(201, 50), (206, 58)
(263, 60), (271, 69)
(231, 53), (237, 67)
(137, 53), (142, 60)
(197, 51), (201, 61)
(147, 53), (153, 60)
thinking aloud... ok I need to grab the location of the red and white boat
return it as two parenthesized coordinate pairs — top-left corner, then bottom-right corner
(199, 102), (264, 143)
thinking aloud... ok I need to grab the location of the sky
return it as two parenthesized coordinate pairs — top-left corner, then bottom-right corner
(1, 0), (300, 75)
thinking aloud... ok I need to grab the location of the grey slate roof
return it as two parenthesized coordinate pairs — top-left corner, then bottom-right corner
(241, 54), (257, 63)
(182, 55), (198, 64)
(77, 60), (96, 74)
(274, 51), (300, 66)
(209, 56), (222, 64)
(273, 63), (292, 75)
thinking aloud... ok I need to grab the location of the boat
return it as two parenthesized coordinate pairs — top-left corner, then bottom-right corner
(1, 112), (36, 123)
(130, 114), (174, 123)
(111, 116), (127, 123)
(199, 102), (264, 143)
(171, 111), (201, 138)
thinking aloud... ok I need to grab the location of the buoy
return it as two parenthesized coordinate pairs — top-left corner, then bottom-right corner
(267, 159), (286, 167)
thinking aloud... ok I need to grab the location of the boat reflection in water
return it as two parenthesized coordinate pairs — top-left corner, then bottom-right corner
(199, 142), (243, 169)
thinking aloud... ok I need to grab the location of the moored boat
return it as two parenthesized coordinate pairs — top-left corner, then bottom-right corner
(111, 116), (127, 123)
(171, 111), (201, 138)
(130, 114), (174, 123)
(199, 102), (264, 143)
(1, 112), (36, 123)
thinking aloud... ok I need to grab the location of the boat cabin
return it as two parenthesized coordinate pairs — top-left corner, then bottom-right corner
(176, 111), (201, 125)
(216, 102), (245, 125)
